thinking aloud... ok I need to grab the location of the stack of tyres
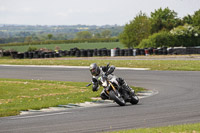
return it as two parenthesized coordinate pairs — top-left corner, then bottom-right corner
(97, 49), (102, 56)
(101, 48), (108, 56)
(59, 50), (67, 57)
(63, 50), (68, 56)
(115, 48), (120, 56)
(185, 47), (200, 54)
(87, 49), (93, 57)
(162, 47), (168, 55)
(167, 48), (174, 55)
(124, 49), (128, 56)
(40, 52), (45, 58)
(10, 51), (18, 59)
(148, 48), (154, 55)
(81, 49), (87, 57)
(120, 49), (125, 56)
(123, 49), (132, 56)
(134, 48), (140, 56)
(54, 53), (60, 57)
(186, 47), (193, 54)
(24, 52), (29, 58)
(157, 48), (163, 55)
(3, 51), (10, 56)
(153, 49), (158, 55)
(163, 49), (168, 55)
(128, 49), (133, 56)
(75, 50), (81, 57)
(140, 49), (145, 55)
(49, 52), (54, 58)
(107, 49), (111, 56)
(44, 53), (49, 58)
(65, 50), (70, 56)
(29, 52), (34, 59)
(93, 49), (98, 56)
(70, 48), (76, 56)
(33, 51), (40, 58)
(17, 53), (24, 59)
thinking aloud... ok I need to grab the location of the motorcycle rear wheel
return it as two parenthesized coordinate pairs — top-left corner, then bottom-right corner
(109, 90), (126, 106)
(130, 95), (139, 105)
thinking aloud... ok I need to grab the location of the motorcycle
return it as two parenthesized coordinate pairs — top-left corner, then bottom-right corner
(87, 64), (139, 106)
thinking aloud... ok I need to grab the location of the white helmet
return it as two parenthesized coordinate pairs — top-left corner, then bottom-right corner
(89, 63), (100, 76)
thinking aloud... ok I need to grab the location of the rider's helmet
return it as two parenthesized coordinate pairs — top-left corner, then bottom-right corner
(89, 63), (100, 76)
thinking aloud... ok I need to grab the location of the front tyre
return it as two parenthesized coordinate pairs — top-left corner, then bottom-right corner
(109, 90), (126, 106)
(130, 95), (139, 105)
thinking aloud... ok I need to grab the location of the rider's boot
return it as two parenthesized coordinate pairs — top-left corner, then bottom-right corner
(121, 89), (129, 101)
(121, 83), (135, 96)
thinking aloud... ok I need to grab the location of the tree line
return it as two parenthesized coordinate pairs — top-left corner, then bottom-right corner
(119, 8), (200, 48)
(1, 7), (199, 48)
(0, 25), (123, 44)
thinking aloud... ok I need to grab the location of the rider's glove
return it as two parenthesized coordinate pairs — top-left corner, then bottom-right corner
(92, 83), (98, 91)
(92, 78), (98, 92)
(103, 73), (107, 78)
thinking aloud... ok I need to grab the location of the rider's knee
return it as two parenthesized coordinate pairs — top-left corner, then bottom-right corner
(117, 77), (125, 85)
(100, 92), (109, 100)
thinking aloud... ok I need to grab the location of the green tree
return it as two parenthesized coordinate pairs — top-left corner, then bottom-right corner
(24, 36), (32, 44)
(192, 9), (200, 27)
(101, 30), (111, 38)
(150, 7), (179, 33)
(138, 31), (175, 48)
(76, 31), (92, 39)
(119, 12), (151, 48)
(93, 33), (101, 38)
(182, 15), (193, 25)
(47, 34), (53, 40)
(170, 24), (200, 47)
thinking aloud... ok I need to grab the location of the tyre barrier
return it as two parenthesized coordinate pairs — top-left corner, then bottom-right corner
(8, 47), (200, 59)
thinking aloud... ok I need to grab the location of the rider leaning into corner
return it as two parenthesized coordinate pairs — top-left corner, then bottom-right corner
(89, 63), (136, 100)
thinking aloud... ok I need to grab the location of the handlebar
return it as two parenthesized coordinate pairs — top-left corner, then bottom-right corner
(86, 83), (92, 87)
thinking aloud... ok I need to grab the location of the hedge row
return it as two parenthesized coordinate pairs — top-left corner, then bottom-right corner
(138, 31), (200, 48)
(0, 38), (119, 47)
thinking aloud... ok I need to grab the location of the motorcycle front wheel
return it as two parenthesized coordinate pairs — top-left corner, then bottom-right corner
(109, 90), (126, 106)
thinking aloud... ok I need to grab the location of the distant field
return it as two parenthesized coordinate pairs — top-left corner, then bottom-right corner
(1, 42), (125, 52)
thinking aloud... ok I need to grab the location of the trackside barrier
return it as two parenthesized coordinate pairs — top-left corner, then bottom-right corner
(3, 47), (200, 59)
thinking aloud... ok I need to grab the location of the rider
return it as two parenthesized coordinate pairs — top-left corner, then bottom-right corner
(89, 63), (135, 100)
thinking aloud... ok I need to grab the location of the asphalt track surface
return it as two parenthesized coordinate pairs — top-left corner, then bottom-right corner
(0, 65), (200, 133)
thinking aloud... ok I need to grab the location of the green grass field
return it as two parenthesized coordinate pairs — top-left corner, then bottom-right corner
(108, 123), (200, 133)
(1, 42), (124, 52)
(0, 78), (144, 117)
(0, 59), (200, 71)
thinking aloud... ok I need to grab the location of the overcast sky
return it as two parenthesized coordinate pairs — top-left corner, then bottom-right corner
(0, 0), (199, 26)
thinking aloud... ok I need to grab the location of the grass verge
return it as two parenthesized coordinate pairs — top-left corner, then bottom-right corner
(0, 59), (200, 71)
(0, 78), (144, 117)
(1, 42), (124, 52)
(108, 123), (200, 133)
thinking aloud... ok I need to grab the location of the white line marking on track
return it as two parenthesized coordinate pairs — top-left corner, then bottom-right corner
(0, 64), (149, 70)
(10, 112), (71, 120)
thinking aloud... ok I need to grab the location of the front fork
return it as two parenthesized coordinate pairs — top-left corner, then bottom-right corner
(106, 81), (123, 99)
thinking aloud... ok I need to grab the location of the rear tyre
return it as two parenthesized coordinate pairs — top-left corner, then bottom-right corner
(130, 95), (139, 105)
(109, 90), (126, 106)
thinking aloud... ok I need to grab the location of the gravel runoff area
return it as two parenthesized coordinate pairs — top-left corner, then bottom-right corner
(56, 55), (200, 60)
